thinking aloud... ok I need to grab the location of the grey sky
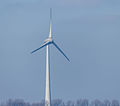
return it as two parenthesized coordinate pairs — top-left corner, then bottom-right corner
(0, 0), (120, 103)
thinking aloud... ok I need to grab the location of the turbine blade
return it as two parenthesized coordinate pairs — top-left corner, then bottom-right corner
(31, 42), (50, 54)
(52, 41), (70, 62)
(49, 8), (52, 38)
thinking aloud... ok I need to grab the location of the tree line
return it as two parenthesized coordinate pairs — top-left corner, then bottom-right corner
(0, 99), (119, 106)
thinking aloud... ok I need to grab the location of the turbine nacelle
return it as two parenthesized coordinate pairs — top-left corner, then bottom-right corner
(44, 37), (53, 43)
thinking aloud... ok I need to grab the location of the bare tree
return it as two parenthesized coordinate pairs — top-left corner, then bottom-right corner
(112, 100), (119, 106)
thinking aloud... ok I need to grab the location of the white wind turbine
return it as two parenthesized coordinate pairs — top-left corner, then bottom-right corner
(31, 8), (70, 106)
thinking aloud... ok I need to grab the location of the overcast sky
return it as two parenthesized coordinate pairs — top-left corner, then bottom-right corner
(0, 0), (120, 103)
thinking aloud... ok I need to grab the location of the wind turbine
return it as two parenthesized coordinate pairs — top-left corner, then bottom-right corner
(31, 8), (70, 106)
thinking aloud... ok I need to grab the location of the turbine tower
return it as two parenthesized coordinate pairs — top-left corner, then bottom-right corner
(31, 8), (70, 106)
